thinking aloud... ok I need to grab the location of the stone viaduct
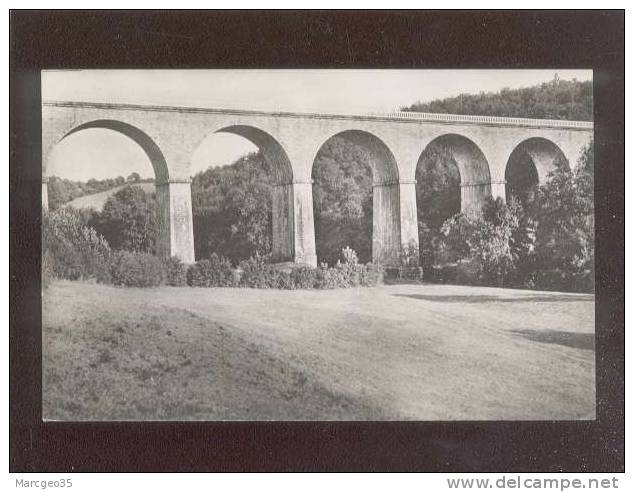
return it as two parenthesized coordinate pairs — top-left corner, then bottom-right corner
(42, 100), (593, 267)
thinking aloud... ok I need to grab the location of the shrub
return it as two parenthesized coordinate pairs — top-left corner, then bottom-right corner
(271, 268), (295, 290)
(359, 262), (384, 286)
(163, 256), (188, 286)
(316, 267), (348, 289)
(187, 254), (235, 287)
(533, 268), (594, 293)
(42, 208), (112, 282)
(235, 250), (383, 290)
(238, 254), (274, 289)
(338, 246), (367, 287)
(340, 246), (358, 266)
(291, 266), (317, 289)
(438, 198), (524, 287)
(180, 248), (384, 290)
(110, 251), (165, 287)
(429, 263), (458, 284)
(335, 261), (359, 287)
(314, 248), (382, 289)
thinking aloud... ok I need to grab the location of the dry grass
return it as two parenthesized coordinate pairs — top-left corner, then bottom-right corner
(42, 281), (595, 421)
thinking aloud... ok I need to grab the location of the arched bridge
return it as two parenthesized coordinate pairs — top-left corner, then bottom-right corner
(42, 100), (593, 266)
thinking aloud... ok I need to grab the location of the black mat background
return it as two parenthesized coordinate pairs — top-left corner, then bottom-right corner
(9, 10), (625, 472)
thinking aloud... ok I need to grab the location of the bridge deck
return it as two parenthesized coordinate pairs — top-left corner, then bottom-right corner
(42, 100), (593, 130)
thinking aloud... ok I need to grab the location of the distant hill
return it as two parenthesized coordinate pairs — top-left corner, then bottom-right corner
(402, 76), (592, 121)
(48, 174), (154, 210)
(65, 182), (155, 211)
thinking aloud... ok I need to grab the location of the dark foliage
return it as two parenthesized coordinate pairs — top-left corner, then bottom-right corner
(191, 138), (375, 267)
(109, 250), (165, 287)
(435, 142), (593, 292)
(191, 153), (273, 263)
(90, 185), (159, 254)
(529, 142), (594, 291)
(403, 76), (592, 121)
(127, 172), (141, 183)
(311, 137), (373, 265)
(236, 255), (298, 290)
(163, 256), (188, 287)
(313, 247), (383, 289)
(47, 175), (148, 210)
(291, 266), (318, 289)
(416, 143), (462, 267)
(440, 197), (530, 287)
(236, 248), (382, 290)
(42, 207), (112, 283)
(237, 254), (278, 289)
(416, 143), (462, 230)
(186, 254), (235, 287)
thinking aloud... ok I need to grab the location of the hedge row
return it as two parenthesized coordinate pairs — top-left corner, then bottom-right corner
(160, 252), (384, 289)
(190, 254), (385, 289)
(42, 209), (383, 290)
(45, 249), (383, 290)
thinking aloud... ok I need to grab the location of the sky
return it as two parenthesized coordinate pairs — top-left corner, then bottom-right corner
(43, 69), (592, 181)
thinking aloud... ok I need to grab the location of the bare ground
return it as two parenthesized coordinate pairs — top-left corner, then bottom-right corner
(42, 281), (595, 421)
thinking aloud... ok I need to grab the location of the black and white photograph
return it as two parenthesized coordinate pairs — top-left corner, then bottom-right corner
(10, 10), (624, 474)
(40, 68), (595, 421)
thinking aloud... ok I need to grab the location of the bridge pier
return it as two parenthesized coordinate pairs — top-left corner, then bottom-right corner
(398, 180), (420, 264)
(460, 181), (491, 214)
(490, 180), (506, 202)
(291, 181), (317, 267)
(271, 182), (294, 262)
(155, 179), (195, 264)
(372, 181), (402, 266)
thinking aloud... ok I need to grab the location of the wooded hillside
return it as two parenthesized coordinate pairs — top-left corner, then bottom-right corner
(402, 76), (592, 121)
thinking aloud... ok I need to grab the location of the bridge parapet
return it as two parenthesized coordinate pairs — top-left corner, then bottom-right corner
(42, 100), (593, 130)
(368, 110), (593, 130)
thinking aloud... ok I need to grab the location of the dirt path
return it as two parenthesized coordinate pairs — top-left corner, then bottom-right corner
(42, 281), (595, 420)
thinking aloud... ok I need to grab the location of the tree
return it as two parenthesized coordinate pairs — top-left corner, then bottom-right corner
(191, 152), (273, 262)
(90, 185), (159, 254)
(403, 77), (592, 121)
(47, 176), (85, 210)
(440, 197), (531, 287)
(190, 137), (376, 266)
(46, 175), (131, 209)
(529, 142), (594, 291)
(415, 143), (461, 267)
(416, 144), (461, 231)
(42, 207), (111, 282)
(312, 137), (373, 265)
(127, 172), (141, 183)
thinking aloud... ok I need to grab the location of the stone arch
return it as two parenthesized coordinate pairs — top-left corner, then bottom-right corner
(505, 138), (569, 202)
(44, 119), (196, 263)
(312, 129), (399, 184)
(195, 125), (295, 263)
(53, 119), (170, 183)
(214, 125), (293, 185)
(311, 129), (401, 266)
(417, 134), (492, 214)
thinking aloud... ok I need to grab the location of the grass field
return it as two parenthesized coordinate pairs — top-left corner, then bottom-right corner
(42, 281), (595, 421)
